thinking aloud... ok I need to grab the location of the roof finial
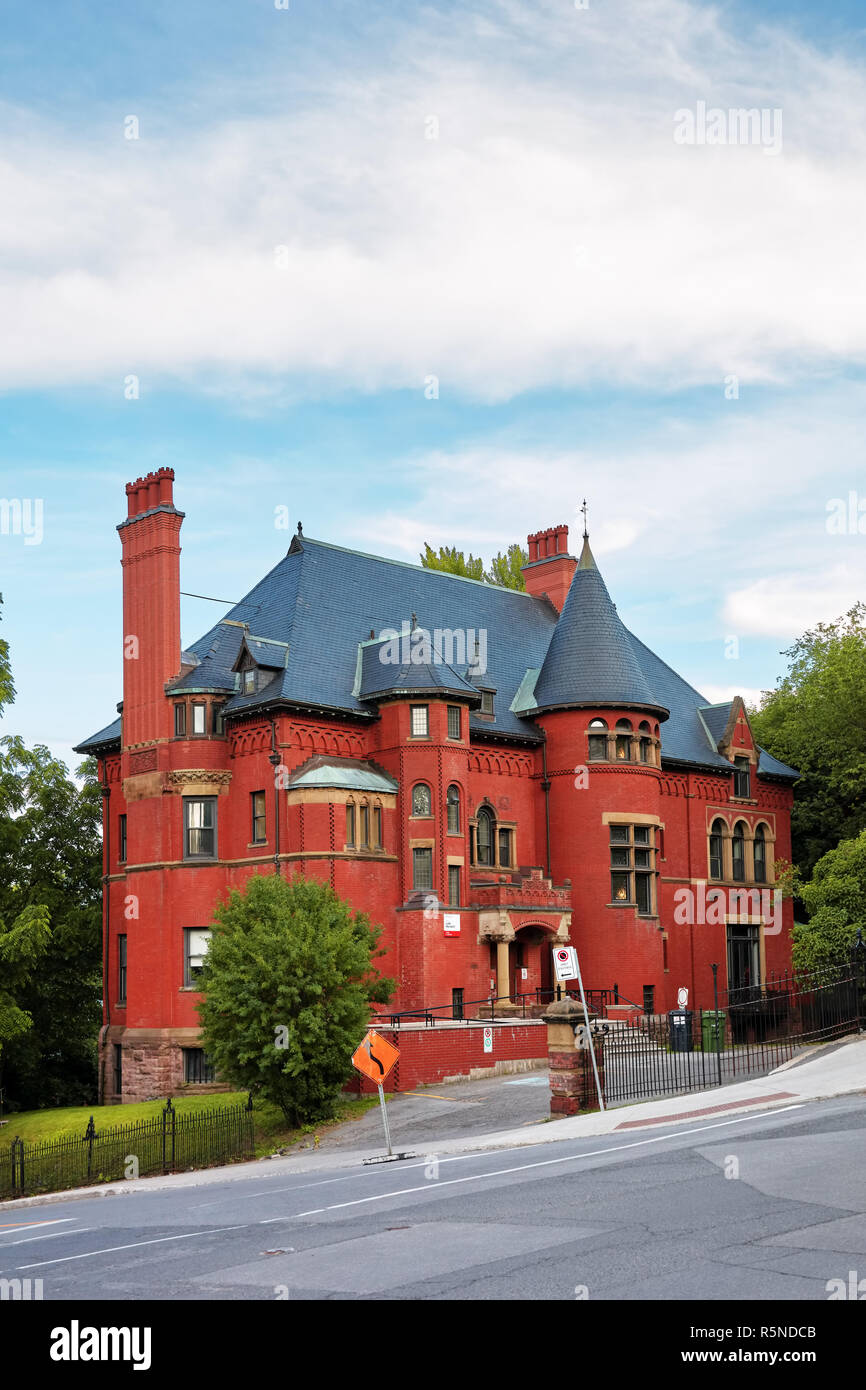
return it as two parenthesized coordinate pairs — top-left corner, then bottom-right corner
(580, 498), (588, 540)
(297, 521), (303, 536)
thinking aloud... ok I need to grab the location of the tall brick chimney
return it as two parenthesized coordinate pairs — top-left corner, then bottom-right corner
(118, 469), (184, 748)
(521, 524), (576, 612)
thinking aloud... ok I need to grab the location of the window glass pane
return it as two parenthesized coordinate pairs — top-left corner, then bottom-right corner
(610, 847), (631, 867)
(360, 805), (369, 847)
(447, 706), (461, 739)
(374, 806), (382, 848)
(611, 872), (631, 902)
(588, 735), (607, 760)
(174, 703), (186, 736)
(118, 815), (127, 862)
(610, 825), (629, 843)
(447, 786), (460, 833)
(185, 799), (215, 856)
(192, 704), (206, 734)
(498, 829), (511, 867)
(481, 691), (494, 715)
(244, 669), (256, 694)
(412, 784), (431, 817)
(413, 848), (433, 890)
(411, 706), (429, 736)
(634, 848), (651, 868)
(346, 804), (355, 847)
(448, 864), (460, 907)
(635, 874), (652, 914)
(633, 826), (650, 844)
(476, 808), (494, 865)
(615, 736), (631, 760)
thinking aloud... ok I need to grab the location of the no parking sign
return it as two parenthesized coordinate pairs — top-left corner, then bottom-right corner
(553, 945), (579, 982)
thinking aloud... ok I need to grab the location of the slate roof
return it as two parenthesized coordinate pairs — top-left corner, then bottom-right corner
(530, 537), (667, 716)
(73, 531), (799, 781)
(356, 635), (482, 704)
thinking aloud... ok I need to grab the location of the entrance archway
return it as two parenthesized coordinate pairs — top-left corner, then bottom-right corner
(509, 924), (557, 1004)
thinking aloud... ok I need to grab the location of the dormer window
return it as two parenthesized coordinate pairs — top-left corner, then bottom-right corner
(480, 690), (494, 716)
(243, 669), (256, 695)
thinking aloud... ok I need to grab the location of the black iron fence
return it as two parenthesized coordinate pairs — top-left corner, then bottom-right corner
(599, 953), (865, 1106)
(375, 984), (621, 1027)
(0, 1098), (255, 1200)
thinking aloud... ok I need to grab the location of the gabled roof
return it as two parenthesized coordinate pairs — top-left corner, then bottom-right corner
(529, 536), (668, 717)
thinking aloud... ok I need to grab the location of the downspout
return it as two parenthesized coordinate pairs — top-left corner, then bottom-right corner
(100, 772), (111, 1102)
(541, 736), (552, 879)
(686, 767), (696, 1006)
(269, 718), (282, 877)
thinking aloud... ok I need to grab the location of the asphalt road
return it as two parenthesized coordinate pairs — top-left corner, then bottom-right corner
(3, 1094), (865, 1301)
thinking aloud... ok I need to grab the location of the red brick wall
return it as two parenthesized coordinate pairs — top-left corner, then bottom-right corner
(351, 1022), (547, 1093)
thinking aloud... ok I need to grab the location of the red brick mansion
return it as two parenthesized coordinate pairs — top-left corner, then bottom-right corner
(76, 470), (797, 1102)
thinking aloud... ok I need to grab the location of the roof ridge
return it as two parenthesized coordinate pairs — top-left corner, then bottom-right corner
(295, 535), (539, 599)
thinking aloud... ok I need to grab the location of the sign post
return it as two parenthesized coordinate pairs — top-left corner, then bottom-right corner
(552, 946), (605, 1112)
(351, 1030), (402, 1159)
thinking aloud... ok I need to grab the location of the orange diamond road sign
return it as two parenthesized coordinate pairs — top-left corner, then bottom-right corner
(351, 1030), (400, 1086)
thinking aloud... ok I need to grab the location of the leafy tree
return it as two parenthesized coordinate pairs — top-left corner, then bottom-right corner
(421, 541), (527, 590)
(487, 544), (527, 591)
(0, 593), (14, 716)
(420, 543), (485, 582)
(751, 604), (866, 876)
(0, 748), (103, 1108)
(197, 873), (394, 1127)
(787, 831), (866, 972)
(0, 595), (102, 1109)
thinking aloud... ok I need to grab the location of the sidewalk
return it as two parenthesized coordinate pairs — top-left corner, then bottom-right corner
(3, 1034), (864, 1209)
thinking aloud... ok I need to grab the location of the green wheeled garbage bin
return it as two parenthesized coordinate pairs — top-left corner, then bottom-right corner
(701, 1010), (726, 1052)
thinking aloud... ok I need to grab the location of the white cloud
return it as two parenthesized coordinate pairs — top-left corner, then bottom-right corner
(1, 0), (865, 397)
(723, 567), (865, 638)
(698, 683), (766, 709)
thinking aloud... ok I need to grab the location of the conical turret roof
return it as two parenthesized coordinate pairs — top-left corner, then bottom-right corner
(530, 535), (668, 716)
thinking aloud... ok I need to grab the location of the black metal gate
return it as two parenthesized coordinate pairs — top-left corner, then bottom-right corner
(599, 949), (864, 1106)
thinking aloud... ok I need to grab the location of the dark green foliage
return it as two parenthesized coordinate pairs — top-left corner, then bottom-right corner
(197, 873), (394, 1127)
(751, 604), (866, 877)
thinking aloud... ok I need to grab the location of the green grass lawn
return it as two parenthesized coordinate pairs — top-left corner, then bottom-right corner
(0, 1090), (385, 1159)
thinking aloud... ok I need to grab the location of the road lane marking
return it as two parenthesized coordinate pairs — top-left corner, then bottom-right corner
(0, 1219), (77, 1231)
(1, 1228), (94, 1247)
(273, 1106), (806, 1220)
(16, 1225), (246, 1271)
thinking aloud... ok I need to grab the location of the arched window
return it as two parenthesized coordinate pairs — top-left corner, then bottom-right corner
(732, 821), (746, 882)
(412, 783), (432, 817)
(476, 805), (495, 866)
(754, 824), (766, 883)
(588, 718), (608, 761)
(446, 785), (461, 834)
(615, 719), (632, 761)
(709, 818), (725, 880)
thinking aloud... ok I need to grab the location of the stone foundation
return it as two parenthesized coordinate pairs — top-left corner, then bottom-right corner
(100, 1026), (231, 1104)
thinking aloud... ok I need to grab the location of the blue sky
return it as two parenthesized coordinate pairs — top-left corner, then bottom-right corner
(2, 0), (866, 769)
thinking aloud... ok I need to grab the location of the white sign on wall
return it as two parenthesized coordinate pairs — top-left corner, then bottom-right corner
(443, 913), (460, 937)
(483, 1026), (493, 1054)
(677, 987), (689, 1008)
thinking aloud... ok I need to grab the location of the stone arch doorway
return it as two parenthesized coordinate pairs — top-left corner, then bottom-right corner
(509, 924), (556, 1003)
